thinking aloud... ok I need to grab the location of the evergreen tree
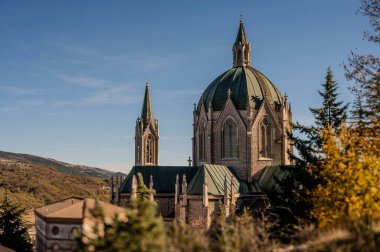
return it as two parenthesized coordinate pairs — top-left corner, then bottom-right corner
(268, 68), (349, 234)
(136, 173), (151, 201)
(0, 194), (33, 252)
(346, 0), (380, 136)
(350, 92), (366, 131)
(310, 67), (349, 131)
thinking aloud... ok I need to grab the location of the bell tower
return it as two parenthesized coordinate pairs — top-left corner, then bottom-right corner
(135, 81), (159, 166)
(232, 19), (251, 67)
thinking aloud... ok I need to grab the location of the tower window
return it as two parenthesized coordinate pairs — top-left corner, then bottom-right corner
(222, 118), (238, 158)
(199, 121), (206, 160)
(237, 49), (242, 64)
(145, 135), (154, 164)
(260, 117), (272, 158)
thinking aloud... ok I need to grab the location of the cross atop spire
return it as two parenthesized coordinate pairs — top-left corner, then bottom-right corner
(141, 81), (154, 127)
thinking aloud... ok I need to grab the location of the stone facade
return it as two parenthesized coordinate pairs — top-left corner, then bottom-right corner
(35, 198), (126, 252)
(115, 19), (291, 230)
(193, 20), (292, 181)
(135, 82), (159, 166)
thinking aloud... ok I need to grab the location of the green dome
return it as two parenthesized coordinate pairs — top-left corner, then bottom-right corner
(198, 66), (283, 111)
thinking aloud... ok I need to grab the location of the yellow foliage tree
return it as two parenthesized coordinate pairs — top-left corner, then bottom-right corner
(311, 125), (380, 227)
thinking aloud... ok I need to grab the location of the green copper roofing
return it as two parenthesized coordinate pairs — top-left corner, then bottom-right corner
(120, 166), (198, 194)
(187, 164), (261, 196)
(120, 164), (262, 196)
(235, 20), (248, 44)
(257, 165), (291, 192)
(198, 66), (283, 111)
(140, 83), (154, 127)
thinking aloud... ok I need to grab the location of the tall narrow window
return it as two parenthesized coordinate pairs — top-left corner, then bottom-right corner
(199, 121), (206, 160)
(145, 135), (154, 164)
(222, 118), (238, 158)
(237, 49), (242, 63)
(260, 117), (272, 158)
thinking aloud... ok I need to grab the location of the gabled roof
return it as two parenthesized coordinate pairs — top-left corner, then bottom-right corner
(121, 165), (262, 196)
(257, 165), (291, 192)
(187, 164), (261, 196)
(34, 197), (84, 220)
(141, 82), (154, 127)
(120, 166), (198, 194)
(34, 197), (126, 223)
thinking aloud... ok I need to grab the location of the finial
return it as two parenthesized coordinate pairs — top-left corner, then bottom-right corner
(227, 88), (232, 98)
(187, 156), (192, 166)
(146, 80), (149, 87)
(149, 174), (153, 190)
(240, 12), (243, 23)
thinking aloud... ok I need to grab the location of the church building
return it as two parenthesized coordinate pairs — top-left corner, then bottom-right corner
(110, 19), (293, 228)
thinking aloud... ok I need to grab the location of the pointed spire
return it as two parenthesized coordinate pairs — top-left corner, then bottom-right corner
(203, 177), (208, 207)
(131, 175), (137, 200)
(182, 174), (187, 206)
(235, 19), (248, 44)
(223, 175), (228, 206)
(230, 175), (236, 208)
(149, 175), (154, 202)
(141, 80), (154, 127)
(175, 174), (179, 205)
(149, 174), (154, 190)
(232, 19), (251, 67)
(227, 88), (232, 98)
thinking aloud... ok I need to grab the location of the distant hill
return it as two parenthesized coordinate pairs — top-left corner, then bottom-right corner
(0, 156), (111, 210)
(0, 151), (114, 178)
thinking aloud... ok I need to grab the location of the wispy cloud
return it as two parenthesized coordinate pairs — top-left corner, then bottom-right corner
(43, 40), (187, 72)
(83, 86), (138, 105)
(52, 85), (140, 107)
(0, 86), (41, 96)
(55, 73), (107, 87)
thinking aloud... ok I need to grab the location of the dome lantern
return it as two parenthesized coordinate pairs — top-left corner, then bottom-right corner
(232, 19), (251, 67)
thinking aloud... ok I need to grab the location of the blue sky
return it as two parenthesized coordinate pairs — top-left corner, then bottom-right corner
(0, 1), (376, 172)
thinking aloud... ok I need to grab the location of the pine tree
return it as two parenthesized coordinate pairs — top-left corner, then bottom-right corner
(268, 68), (349, 232)
(310, 67), (349, 131)
(0, 194), (33, 252)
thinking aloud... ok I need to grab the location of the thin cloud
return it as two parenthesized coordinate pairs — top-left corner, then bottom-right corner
(44, 40), (187, 72)
(0, 86), (41, 96)
(56, 73), (107, 87)
(52, 85), (140, 107)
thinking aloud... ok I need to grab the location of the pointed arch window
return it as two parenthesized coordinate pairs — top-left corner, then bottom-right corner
(145, 135), (154, 164)
(199, 120), (206, 160)
(260, 117), (272, 158)
(222, 118), (238, 158)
